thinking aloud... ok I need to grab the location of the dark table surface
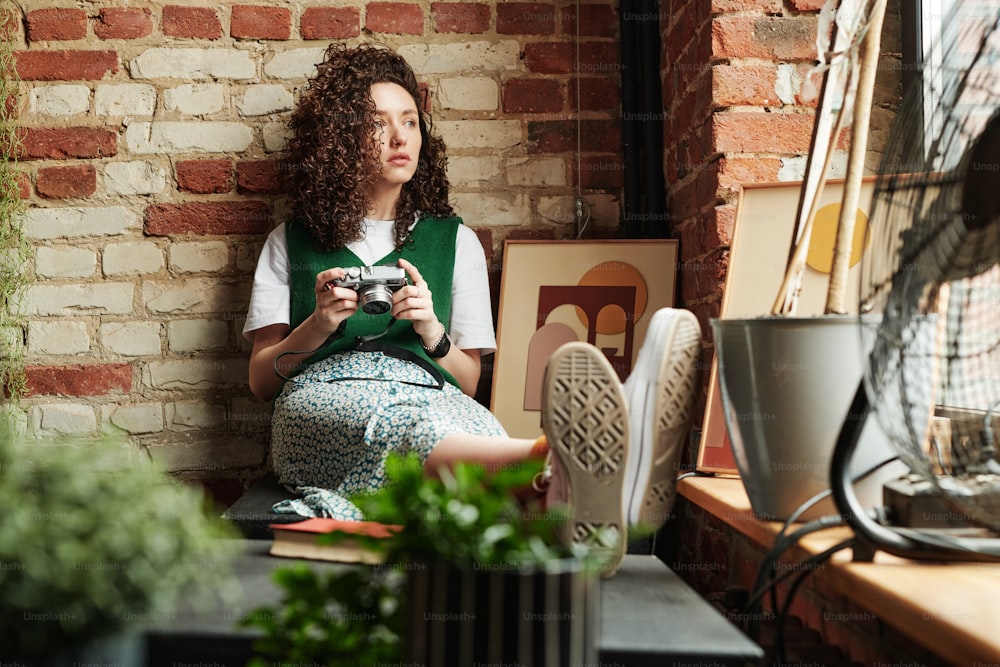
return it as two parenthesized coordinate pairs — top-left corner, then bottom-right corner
(146, 540), (763, 667)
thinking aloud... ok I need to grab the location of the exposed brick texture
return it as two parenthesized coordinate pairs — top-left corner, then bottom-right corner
(503, 79), (563, 113)
(366, 3), (425, 35)
(712, 111), (815, 153)
(560, 4), (618, 38)
(573, 155), (624, 188)
(162, 6), (222, 39)
(569, 77), (620, 112)
(527, 119), (621, 153)
(15, 50), (118, 81)
(20, 127), (118, 160)
(710, 0), (783, 12)
(26, 364), (133, 397)
(712, 64), (779, 106)
(13, 0), (627, 486)
(95, 7), (153, 40)
(300, 7), (361, 39)
(525, 42), (573, 73)
(26, 8), (87, 42)
(712, 16), (818, 60)
(145, 201), (272, 235)
(497, 3), (556, 34)
(236, 160), (282, 194)
(432, 2), (491, 34)
(230, 5), (292, 40)
(176, 159), (233, 194)
(36, 165), (97, 199)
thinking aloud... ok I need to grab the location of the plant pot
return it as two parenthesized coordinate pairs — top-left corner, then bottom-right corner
(712, 315), (916, 521)
(404, 558), (599, 666)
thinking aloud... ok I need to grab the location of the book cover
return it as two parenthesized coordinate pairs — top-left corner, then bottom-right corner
(268, 518), (401, 565)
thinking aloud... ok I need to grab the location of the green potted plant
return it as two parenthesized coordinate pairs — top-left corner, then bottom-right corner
(243, 452), (606, 666)
(0, 427), (238, 665)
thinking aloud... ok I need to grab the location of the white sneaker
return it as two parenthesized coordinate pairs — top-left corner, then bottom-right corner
(541, 341), (630, 574)
(622, 308), (701, 529)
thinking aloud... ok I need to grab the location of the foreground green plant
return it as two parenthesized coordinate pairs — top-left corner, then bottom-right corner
(243, 453), (597, 666)
(0, 429), (238, 659)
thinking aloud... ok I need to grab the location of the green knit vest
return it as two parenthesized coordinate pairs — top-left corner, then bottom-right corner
(286, 215), (461, 387)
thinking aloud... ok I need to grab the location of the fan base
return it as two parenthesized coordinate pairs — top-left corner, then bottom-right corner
(884, 475), (989, 530)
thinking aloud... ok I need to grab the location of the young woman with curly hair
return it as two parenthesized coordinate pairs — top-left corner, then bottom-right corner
(241, 43), (677, 573)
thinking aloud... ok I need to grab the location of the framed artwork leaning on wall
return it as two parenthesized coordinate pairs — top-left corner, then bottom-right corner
(491, 239), (679, 439)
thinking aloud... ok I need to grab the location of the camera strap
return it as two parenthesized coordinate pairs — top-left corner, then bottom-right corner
(273, 318), (446, 390)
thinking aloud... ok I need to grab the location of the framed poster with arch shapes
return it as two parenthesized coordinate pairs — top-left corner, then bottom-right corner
(491, 239), (679, 439)
(696, 177), (876, 475)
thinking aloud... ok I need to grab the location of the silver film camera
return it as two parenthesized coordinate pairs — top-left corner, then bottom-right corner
(331, 265), (408, 315)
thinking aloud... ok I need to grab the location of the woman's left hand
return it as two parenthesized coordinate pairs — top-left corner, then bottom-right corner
(394, 258), (446, 347)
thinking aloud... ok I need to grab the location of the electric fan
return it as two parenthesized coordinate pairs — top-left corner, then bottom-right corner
(832, 0), (1000, 560)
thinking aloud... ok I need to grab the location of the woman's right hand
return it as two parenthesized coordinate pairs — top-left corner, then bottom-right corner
(314, 268), (359, 334)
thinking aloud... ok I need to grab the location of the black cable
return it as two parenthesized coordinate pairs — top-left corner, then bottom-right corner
(744, 456), (900, 640)
(773, 538), (855, 665)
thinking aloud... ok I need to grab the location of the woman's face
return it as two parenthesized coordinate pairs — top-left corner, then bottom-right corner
(370, 82), (422, 188)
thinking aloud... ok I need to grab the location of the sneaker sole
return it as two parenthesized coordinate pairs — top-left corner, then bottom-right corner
(542, 342), (629, 573)
(627, 309), (701, 529)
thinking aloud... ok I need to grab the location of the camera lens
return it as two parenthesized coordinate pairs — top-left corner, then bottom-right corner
(359, 285), (393, 315)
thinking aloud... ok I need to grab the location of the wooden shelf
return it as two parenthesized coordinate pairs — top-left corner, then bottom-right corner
(679, 475), (1000, 665)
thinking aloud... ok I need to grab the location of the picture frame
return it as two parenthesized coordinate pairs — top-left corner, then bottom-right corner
(696, 177), (876, 474)
(491, 239), (679, 439)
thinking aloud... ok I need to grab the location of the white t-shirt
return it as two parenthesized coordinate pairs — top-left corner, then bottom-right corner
(242, 218), (498, 354)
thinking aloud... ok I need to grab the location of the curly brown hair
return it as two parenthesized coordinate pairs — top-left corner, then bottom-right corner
(283, 43), (453, 251)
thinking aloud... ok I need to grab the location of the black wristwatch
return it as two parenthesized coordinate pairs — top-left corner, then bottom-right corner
(422, 328), (451, 358)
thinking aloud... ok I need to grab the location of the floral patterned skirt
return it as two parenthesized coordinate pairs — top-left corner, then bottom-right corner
(270, 349), (507, 519)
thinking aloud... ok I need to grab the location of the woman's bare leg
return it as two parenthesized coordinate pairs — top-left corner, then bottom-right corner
(424, 433), (544, 473)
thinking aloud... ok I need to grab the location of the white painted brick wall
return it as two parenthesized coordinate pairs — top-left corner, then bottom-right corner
(506, 157), (566, 186)
(28, 319), (91, 355)
(142, 278), (246, 314)
(94, 83), (157, 116)
(451, 192), (531, 227)
(34, 246), (97, 279)
(163, 83), (226, 115)
(129, 48), (256, 80)
(103, 241), (165, 276)
(263, 48), (326, 79)
(124, 122), (254, 154)
(18, 13), (626, 480)
(167, 319), (229, 352)
(100, 321), (162, 356)
(447, 156), (502, 186)
(105, 403), (164, 434)
(144, 358), (248, 390)
(145, 437), (266, 474)
(438, 77), (499, 111)
(29, 84), (90, 116)
(103, 161), (168, 196)
(25, 283), (134, 316)
(238, 84), (294, 116)
(24, 206), (138, 239)
(166, 400), (226, 430)
(398, 41), (520, 74)
(436, 120), (521, 150)
(33, 403), (97, 436)
(229, 396), (272, 430)
(168, 241), (229, 273)
(262, 122), (291, 152)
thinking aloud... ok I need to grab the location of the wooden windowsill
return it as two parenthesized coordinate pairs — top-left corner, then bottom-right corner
(678, 475), (1000, 665)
